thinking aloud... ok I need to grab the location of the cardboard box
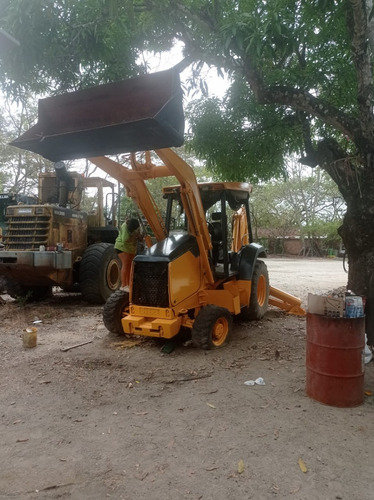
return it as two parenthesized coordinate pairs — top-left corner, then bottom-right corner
(308, 293), (344, 317)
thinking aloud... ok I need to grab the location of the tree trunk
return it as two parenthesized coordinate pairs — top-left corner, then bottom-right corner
(317, 139), (374, 344)
(339, 202), (374, 345)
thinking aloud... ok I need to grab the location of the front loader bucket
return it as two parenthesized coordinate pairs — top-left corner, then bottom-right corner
(10, 69), (184, 162)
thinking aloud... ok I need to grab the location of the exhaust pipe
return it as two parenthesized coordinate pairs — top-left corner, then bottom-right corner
(55, 161), (75, 207)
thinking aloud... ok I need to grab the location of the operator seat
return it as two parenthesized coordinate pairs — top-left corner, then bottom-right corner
(209, 212), (223, 264)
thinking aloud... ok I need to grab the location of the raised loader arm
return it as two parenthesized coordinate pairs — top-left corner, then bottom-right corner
(89, 149), (215, 285)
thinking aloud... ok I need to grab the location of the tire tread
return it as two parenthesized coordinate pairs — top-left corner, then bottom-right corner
(103, 290), (129, 334)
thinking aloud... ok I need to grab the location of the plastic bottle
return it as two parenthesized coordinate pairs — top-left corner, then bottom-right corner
(345, 296), (356, 317)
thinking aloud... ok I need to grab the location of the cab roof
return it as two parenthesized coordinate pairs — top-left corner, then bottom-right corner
(163, 182), (252, 211)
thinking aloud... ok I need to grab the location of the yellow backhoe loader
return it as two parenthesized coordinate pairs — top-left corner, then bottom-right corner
(10, 69), (305, 348)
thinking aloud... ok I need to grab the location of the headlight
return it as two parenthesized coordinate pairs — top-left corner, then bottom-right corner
(17, 207), (33, 215)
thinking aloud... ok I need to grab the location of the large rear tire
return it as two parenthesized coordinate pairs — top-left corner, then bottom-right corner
(240, 260), (269, 320)
(103, 289), (130, 334)
(79, 243), (121, 304)
(191, 305), (232, 349)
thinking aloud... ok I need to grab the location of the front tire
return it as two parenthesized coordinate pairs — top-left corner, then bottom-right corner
(240, 260), (269, 320)
(79, 243), (121, 304)
(191, 305), (232, 349)
(103, 289), (130, 334)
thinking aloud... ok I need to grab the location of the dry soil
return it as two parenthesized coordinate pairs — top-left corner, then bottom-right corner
(0, 257), (373, 500)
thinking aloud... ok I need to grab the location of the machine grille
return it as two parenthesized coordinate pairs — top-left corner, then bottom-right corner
(132, 261), (169, 308)
(3, 215), (51, 250)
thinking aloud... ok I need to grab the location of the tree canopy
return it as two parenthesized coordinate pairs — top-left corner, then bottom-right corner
(0, 0), (145, 96)
(0, 101), (53, 194)
(0, 1), (364, 181)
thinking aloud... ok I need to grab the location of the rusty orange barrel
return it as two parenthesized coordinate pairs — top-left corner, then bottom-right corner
(306, 313), (365, 407)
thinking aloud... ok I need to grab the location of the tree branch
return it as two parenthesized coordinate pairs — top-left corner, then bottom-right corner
(298, 111), (318, 167)
(243, 58), (360, 139)
(316, 138), (362, 202)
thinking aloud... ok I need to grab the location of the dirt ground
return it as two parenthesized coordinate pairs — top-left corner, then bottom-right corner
(0, 257), (373, 500)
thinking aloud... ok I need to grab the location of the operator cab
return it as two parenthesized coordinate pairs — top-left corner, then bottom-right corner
(162, 182), (254, 278)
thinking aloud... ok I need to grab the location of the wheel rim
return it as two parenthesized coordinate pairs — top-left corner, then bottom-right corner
(257, 274), (267, 307)
(106, 259), (120, 290)
(212, 317), (229, 347)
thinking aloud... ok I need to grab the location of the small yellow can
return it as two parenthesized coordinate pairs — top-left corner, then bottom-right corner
(23, 327), (37, 348)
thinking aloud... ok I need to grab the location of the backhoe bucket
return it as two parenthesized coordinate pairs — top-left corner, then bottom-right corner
(10, 69), (184, 162)
(269, 286), (306, 316)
